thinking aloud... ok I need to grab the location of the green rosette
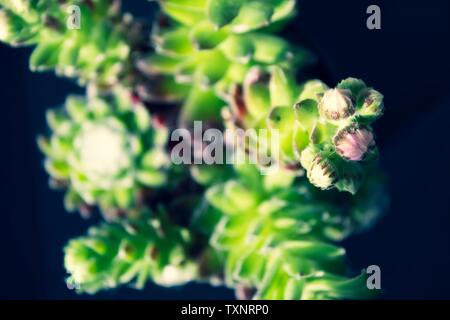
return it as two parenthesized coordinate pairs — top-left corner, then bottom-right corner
(0, 0), (130, 85)
(37, 86), (170, 217)
(64, 208), (197, 294)
(136, 0), (312, 123)
(204, 164), (380, 299)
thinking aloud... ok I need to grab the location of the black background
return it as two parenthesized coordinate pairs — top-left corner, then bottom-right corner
(1, 0), (449, 299)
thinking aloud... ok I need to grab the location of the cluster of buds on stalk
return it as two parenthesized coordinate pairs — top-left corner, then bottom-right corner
(224, 67), (384, 194)
(300, 78), (383, 193)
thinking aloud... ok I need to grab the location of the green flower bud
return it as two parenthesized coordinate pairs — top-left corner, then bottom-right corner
(358, 88), (384, 120)
(336, 77), (366, 97)
(299, 145), (316, 171)
(319, 88), (355, 121)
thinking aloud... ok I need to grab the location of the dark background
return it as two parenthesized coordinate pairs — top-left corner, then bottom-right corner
(1, 0), (449, 299)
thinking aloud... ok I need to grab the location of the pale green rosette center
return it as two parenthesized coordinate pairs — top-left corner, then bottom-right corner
(74, 121), (133, 188)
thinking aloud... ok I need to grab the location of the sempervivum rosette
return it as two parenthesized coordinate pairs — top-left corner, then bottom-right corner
(64, 208), (197, 294)
(203, 164), (380, 299)
(0, 0), (390, 301)
(135, 0), (312, 123)
(38, 87), (170, 218)
(223, 67), (384, 194)
(0, 0), (130, 85)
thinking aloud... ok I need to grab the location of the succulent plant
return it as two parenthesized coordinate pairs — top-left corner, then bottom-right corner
(136, 0), (312, 123)
(0, 0), (131, 85)
(224, 67), (384, 194)
(0, 0), (388, 300)
(65, 208), (196, 294)
(205, 164), (378, 299)
(38, 87), (170, 218)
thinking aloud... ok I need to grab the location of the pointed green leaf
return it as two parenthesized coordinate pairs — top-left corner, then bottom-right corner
(230, 1), (273, 33)
(190, 20), (227, 50)
(269, 66), (296, 107)
(30, 40), (61, 71)
(337, 77), (366, 97)
(219, 34), (254, 63)
(207, 0), (245, 28)
(244, 67), (271, 119)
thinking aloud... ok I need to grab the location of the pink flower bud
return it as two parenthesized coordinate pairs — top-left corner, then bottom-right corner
(334, 125), (375, 161)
